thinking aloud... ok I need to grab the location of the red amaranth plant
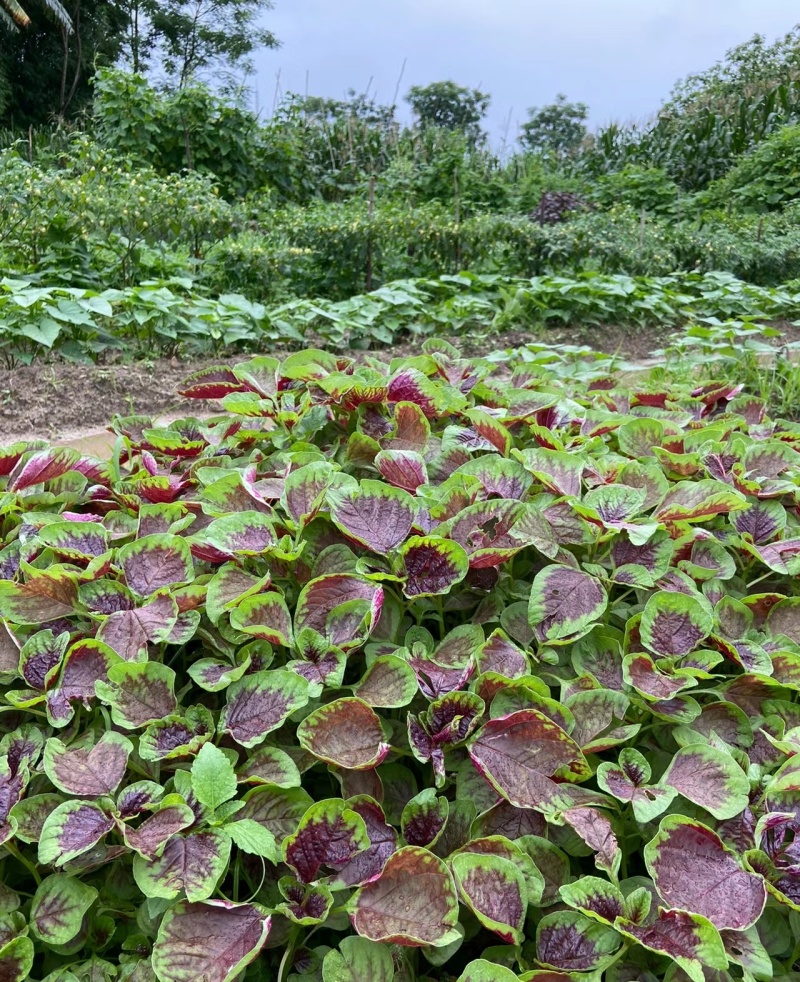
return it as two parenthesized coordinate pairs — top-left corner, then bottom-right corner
(0, 340), (799, 981)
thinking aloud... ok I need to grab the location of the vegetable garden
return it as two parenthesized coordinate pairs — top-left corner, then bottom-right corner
(1, 340), (800, 982)
(4, 24), (800, 982)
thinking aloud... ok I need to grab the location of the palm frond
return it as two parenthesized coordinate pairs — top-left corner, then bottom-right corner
(0, 4), (20, 28)
(39, 0), (72, 30)
(0, 0), (31, 28)
(0, 0), (73, 31)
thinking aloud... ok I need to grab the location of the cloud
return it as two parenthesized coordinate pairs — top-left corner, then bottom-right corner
(256, 0), (800, 139)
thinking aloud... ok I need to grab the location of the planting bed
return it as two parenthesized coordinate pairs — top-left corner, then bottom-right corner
(7, 318), (800, 443)
(0, 340), (799, 981)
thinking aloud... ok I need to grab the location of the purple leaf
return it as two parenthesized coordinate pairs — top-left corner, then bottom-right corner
(0, 569), (79, 624)
(96, 591), (179, 662)
(328, 480), (414, 555)
(398, 535), (469, 598)
(39, 801), (114, 867)
(294, 574), (383, 650)
(123, 802), (196, 858)
(477, 629), (529, 678)
(596, 749), (675, 823)
(19, 629), (69, 691)
(660, 745), (749, 820)
(277, 876), (333, 924)
(0, 937), (34, 982)
(152, 900), (270, 982)
(354, 655), (418, 709)
(133, 830), (231, 902)
(468, 710), (590, 810)
(189, 511), (276, 562)
(8, 448), (81, 491)
(297, 697), (389, 770)
(528, 566), (607, 643)
(329, 795), (397, 887)
(516, 448), (584, 498)
(645, 815), (766, 930)
(536, 909), (622, 972)
(119, 533), (194, 596)
(138, 706), (215, 761)
(640, 591), (714, 657)
(43, 732), (132, 797)
(562, 807), (621, 877)
(350, 846), (460, 946)
(94, 661), (177, 728)
(401, 789), (448, 847)
(30, 873), (97, 945)
(219, 670), (309, 748)
(614, 909), (728, 978)
(178, 365), (246, 399)
(239, 785), (313, 841)
(46, 639), (119, 727)
(284, 798), (369, 883)
(653, 480), (746, 523)
(374, 449), (428, 491)
(559, 875), (625, 924)
(229, 592), (293, 647)
(451, 851), (527, 944)
(447, 499), (558, 568)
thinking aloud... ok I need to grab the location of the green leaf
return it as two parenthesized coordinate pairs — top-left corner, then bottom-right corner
(322, 936), (395, 982)
(224, 819), (280, 862)
(191, 742), (238, 813)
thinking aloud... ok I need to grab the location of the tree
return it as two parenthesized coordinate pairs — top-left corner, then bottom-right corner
(125, 0), (279, 86)
(0, 0), (126, 123)
(405, 80), (490, 146)
(519, 94), (588, 158)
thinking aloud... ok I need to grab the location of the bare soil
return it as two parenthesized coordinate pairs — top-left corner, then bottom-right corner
(5, 321), (800, 444)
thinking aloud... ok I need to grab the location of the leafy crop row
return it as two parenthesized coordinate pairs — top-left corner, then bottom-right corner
(5, 270), (800, 364)
(1, 341), (799, 981)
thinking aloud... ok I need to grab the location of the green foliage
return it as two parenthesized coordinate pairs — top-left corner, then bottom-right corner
(590, 166), (685, 217)
(1, 342), (800, 979)
(0, 277), (300, 365)
(405, 80), (490, 146)
(703, 124), (800, 211)
(131, 0), (279, 85)
(0, 0), (126, 126)
(666, 25), (800, 114)
(576, 31), (800, 192)
(7, 266), (800, 363)
(519, 93), (588, 158)
(659, 318), (800, 420)
(0, 137), (235, 288)
(93, 69), (269, 199)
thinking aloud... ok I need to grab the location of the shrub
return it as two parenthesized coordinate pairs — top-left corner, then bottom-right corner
(1, 343), (800, 981)
(0, 138), (236, 289)
(702, 123), (800, 211)
(529, 190), (590, 225)
(590, 166), (685, 218)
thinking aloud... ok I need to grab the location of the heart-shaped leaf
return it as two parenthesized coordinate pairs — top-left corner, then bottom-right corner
(645, 815), (766, 930)
(349, 846), (460, 946)
(151, 900), (270, 982)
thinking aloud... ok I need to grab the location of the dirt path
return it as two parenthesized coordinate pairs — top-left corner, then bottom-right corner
(5, 321), (797, 451)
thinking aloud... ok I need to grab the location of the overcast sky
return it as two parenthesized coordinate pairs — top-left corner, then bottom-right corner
(253, 1), (799, 144)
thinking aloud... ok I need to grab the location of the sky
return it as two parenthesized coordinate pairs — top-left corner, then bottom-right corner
(253, 0), (800, 145)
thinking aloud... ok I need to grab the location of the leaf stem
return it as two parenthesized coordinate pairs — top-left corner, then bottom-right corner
(276, 928), (299, 982)
(4, 841), (42, 886)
